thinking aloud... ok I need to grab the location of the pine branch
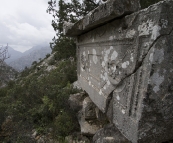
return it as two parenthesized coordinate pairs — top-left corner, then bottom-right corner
(88, 0), (97, 6)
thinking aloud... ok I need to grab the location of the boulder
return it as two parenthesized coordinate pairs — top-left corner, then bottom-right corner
(83, 97), (97, 120)
(73, 81), (82, 90)
(78, 97), (104, 136)
(78, 110), (102, 136)
(93, 124), (131, 143)
(68, 92), (86, 112)
(65, 134), (90, 143)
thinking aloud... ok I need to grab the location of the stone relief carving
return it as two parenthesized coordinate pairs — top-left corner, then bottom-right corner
(80, 53), (87, 71)
(64, 0), (173, 143)
(80, 51), (88, 71)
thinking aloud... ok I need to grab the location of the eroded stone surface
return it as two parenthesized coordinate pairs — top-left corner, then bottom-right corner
(78, 97), (105, 136)
(69, 93), (108, 137)
(68, 92), (87, 112)
(77, 0), (173, 114)
(65, 0), (173, 143)
(78, 110), (101, 136)
(93, 124), (131, 143)
(83, 97), (97, 120)
(64, 0), (141, 37)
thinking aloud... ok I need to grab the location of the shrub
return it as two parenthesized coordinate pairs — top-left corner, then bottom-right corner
(54, 111), (76, 137)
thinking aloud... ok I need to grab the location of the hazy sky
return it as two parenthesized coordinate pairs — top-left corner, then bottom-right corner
(0, 0), (55, 52)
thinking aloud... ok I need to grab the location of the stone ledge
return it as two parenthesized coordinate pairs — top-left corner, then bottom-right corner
(63, 0), (140, 37)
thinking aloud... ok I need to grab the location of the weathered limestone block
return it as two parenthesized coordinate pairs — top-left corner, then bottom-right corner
(69, 93), (108, 137)
(78, 111), (101, 136)
(83, 97), (97, 120)
(111, 1), (173, 143)
(106, 97), (113, 123)
(64, 0), (140, 37)
(72, 80), (82, 90)
(83, 97), (108, 122)
(78, 96), (108, 136)
(65, 0), (173, 142)
(93, 124), (131, 143)
(68, 92), (86, 112)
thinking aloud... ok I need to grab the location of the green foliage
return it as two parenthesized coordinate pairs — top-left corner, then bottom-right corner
(48, 57), (56, 65)
(47, 0), (99, 60)
(0, 59), (79, 141)
(81, 0), (99, 15)
(47, 0), (99, 37)
(0, 93), (8, 124)
(32, 61), (37, 65)
(54, 111), (76, 136)
(46, 53), (50, 58)
(53, 37), (76, 60)
(20, 67), (30, 77)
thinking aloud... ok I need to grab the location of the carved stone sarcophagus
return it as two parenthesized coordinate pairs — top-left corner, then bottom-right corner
(64, 0), (173, 142)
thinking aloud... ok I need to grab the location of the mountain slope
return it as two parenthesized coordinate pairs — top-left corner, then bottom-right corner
(8, 46), (51, 71)
(22, 44), (49, 56)
(0, 52), (78, 142)
(5, 47), (23, 64)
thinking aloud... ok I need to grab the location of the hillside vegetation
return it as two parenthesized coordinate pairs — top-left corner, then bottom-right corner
(0, 51), (80, 142)
(0, 63), (17, 88)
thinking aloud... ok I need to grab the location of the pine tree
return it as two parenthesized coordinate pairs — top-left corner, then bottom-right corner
(47, 0), (99, 37)
(81, 0), (99, 15)
(47, 0), (99, 59)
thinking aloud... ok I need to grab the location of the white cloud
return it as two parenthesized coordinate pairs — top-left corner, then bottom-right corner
(0, 0), (55, 52)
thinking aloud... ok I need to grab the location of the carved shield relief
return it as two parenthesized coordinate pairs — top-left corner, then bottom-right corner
(77, 36), (137, 112)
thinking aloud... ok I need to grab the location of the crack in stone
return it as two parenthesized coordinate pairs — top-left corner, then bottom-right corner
(119, 27), (173, 86)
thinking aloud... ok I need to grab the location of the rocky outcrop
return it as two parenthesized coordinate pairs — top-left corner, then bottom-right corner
(65, 0), (173, 143)
(72, 81), (82, 90)
(65, 134), (90, 143)
(69, 93), (136, 143)
(78, 96), (103, 136)
(69, 92), (107, 137)
(93, 124), (131, 143)
(69, 92), (87, 112)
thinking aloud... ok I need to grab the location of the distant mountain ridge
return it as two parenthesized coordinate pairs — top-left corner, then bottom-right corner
(5, 47), (23, 64)
(22, 45), (49, 56)
(6, 45), (52, 72)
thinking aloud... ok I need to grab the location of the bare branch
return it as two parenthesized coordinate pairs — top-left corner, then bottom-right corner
(0, 44), (10, 66)
(88, 0), (98, 6)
